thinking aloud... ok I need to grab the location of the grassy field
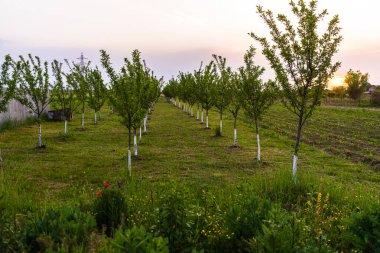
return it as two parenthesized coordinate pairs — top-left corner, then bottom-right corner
(1, 97), (380, 252)
(1, 97), (379, 202)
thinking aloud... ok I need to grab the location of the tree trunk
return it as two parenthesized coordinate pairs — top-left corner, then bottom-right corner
(64, 120), (67, 135)
(293, 113), (304, 178)
(94, 111), (97, 125)
(38, 123), (42, 147)
(98, 111), (101, 120)
(206, 110), (209, 128)
(201, 110), (204, 123)
(134, 128), (138, 156)
(139, 127), (142, 144)
(233, 116), (237, 146)
(255, 118), (261, 162)
(81, 113), (85, 129)
(144, 116), (147, 133)
(196, 110), (199, 120)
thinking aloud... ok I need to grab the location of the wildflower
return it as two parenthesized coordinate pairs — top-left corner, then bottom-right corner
(98, 191), (102, 198)
(103, 181), (111, 188)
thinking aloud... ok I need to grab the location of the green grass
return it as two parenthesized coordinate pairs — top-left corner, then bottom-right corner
(261, 103), (380, 170)
(0, 97), (379, 207)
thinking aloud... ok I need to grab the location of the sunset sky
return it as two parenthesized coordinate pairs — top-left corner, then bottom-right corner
(1, 0), (379, 86)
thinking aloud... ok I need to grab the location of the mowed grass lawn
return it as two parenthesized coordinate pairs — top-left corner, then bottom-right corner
(1, 97), (379, 205)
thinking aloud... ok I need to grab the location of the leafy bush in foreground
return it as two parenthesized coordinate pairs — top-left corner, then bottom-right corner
(23, 207), (96, 252)
(94, 185), (126, 236)
(99, 226), (169, 253)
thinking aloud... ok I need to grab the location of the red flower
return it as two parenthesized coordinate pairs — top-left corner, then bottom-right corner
(97, 191), (102, 198)
(103, 182), (111, 188)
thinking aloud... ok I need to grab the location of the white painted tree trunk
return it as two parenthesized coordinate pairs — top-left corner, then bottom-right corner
(234, 128), (237, 145)
(134, 134), (138, 156)
(64, 120), (67, 135)
(139, 127), (142, 143)
(128, 149), (131, 177)
(292, 155), (298, 178)
(144, 117), (147, 133)
(257, 134), (261, 161)
(206, 116), (209, 128)
(38, 124), (42, 147)
(220, 119), (223, 133)
(81, 113), (85, 129)
(201, 111), (204, 123)
(94, 112), (97, 125)
(149, 108), (151, 114)
(196, 110), (199, 120)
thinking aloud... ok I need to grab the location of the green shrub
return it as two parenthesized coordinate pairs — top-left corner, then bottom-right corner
(344, 204), (380, 252)
(23, 207), (96, 252)
(224, 195), (272, 252)
(100, 226), (169, 253)
(94, 187), (126, 236)
(155, 188), (192, 252)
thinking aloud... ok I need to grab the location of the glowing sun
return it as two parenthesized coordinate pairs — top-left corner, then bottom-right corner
(328, 77), (346, 89)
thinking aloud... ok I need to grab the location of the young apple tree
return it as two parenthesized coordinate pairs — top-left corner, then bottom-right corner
(66, 63), (89, 130)
(87, 67), (107, 125)
(229, 73), (242, 146)
(194, 61), (216, 129)
(14, 54), (50, 148)
(212, 55), (232, 136)
(179, 72), (197, 117)
(51, 60), (80, 134)
(101, 49), (153, 177)
(238, 47), (277, 162)
(251, 0), (342, 177)
(0, 55), (16, 113)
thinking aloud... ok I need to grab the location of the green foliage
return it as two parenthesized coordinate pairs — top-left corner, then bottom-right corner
(87, 67), (107, 119)
(155, 188), (192, 252)
(178, 72), (197, 111)
(344, 204), (380, 252)
(100, 49), (160, 148)
(212, 54), (232, 132)
(0, 55), (16, 113)
(224, 195), (272, 251)
(23, 207), (96, 252)
(194, 61), (216, 113)
(345, 69), (369, 100)
(101, 226), (169, 253)
(14, 54), (51, 119)
(51, 60), (80, 120)
(238, 46), (277, 137)
(251, 0), (342, 159)
(94, 187), (126, 236)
